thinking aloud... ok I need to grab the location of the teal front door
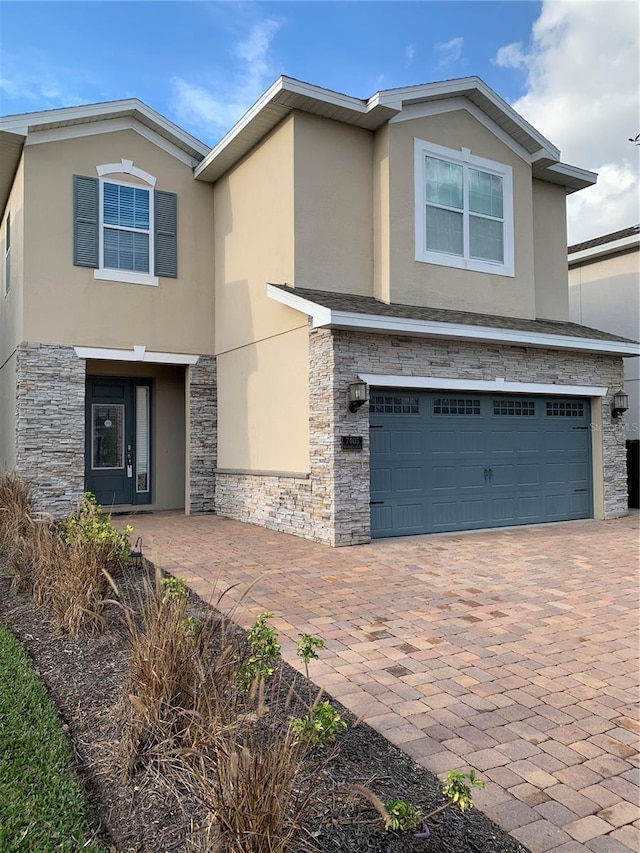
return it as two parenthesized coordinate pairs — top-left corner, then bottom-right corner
(370, 390), (592, 538)
(85, 377), (151, 508)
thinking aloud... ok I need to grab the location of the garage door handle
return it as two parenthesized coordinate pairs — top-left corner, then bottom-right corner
(573, 488), (588, 493)
(572, 426), (588, 430)
(484, 467), (493, 481)
(370, 500), (385, 505)
(370, 425), (384, 429)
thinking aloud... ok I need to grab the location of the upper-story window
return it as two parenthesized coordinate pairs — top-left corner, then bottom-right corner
(3, 213), (10, 296)
(102, 181), (152, 275)
(415, 139), (514, 277)
(73, 159), (177, 286)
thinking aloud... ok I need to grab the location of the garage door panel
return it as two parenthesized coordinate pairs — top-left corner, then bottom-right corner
(459, 499), (486, 523)
(516, 463), (540, 485)
(431, 430), (456, 454)
(395, 502), (424, 530)
(371, 467), (392, 494)
(457, 430), (484, 454)
(370, 390), (592, 537)
(393, 430), (423, 454)
(371, 504), (393, 534)
(458, 465), (485, 488)
(370, 430), (391, 454)
(394, 467), (423, 492)
(431, 465), (457, 489)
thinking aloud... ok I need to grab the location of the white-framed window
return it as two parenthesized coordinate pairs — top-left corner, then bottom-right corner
(414, 139), (514, 277)
(96, 178), (157, 286)
(3, 213), (10, 296)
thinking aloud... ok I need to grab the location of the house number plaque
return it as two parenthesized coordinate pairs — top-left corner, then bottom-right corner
(341, 435), (363, 451)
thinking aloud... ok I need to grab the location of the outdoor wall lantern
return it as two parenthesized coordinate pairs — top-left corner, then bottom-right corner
(348, 381), (368, 413)
(611, 389), (629, 419)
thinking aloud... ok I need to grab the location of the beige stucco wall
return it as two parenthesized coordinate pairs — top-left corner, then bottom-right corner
(0, 155), (25, 368)
(373, 124), (391, 303)
(0, 353), (17, 473)
(214, 117), (310, 472)
(213, 117), (297, 356)
(87, 360), (186, 509)
(293, 112), (373, 295)
(569, 248), (640, 439)
(532, 180), (569, 320)
(22, 129), (214, 355)
(216, 326), (310, 472)
(383, 109), (536, 318)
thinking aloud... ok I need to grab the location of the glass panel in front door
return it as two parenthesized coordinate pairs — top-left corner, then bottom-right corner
(92, 404), (124, 469)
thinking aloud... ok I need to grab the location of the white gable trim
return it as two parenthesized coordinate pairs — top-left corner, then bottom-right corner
(24, 119), (200, 168)
(357, 374), (608, 397)
(391, 99), (531, 163)
(569, 233), (639, 264)
(74, 345), (199, 365)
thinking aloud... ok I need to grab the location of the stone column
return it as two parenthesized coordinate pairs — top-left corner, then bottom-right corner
(188, 355), (217, 513)
(16, 342), (85, 517)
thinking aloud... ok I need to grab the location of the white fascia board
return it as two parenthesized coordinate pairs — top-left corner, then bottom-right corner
(266, 283), (333, 324)
(74, 345), (199, 365)
(324, 310), (640, 356)
(25, 118), (202, 168)
(358, 374), (608, 397)
(266, 284), (640, 356)
(1, 99), (208, 158)
(378, 77), (559, 160)
(569, 234), (639, 264)
(547, 161), (598, 189)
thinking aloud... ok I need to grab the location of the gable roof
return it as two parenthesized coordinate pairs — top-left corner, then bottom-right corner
(0, 99), (209, 214)
(267, 284), (639, 357)
(194, 75), (596, 193)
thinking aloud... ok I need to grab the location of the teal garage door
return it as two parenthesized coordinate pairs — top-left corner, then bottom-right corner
(369, 390), (592, 538)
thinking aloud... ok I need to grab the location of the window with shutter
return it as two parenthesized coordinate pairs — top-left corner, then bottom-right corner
(74, 164), (178, 286)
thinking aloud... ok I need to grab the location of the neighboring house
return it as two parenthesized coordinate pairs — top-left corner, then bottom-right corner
(568, 225), (640, 507)
(1, 76), (638, 546)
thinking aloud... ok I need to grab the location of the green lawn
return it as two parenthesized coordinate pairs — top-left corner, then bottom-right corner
(0, 621), (102, 852)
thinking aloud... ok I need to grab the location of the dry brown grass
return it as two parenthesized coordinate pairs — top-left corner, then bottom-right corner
(2, 476), (129, 635)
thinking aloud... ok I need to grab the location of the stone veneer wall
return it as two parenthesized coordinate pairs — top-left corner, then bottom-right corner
(188, 355), (217, 513)
(211, 326), (627, 546)
(15, 342), (85, 517)
(215, 472), (312, 537)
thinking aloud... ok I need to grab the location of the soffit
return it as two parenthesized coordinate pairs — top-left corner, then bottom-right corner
(195, 75), (575, 185)
(0, 130), (27, 215)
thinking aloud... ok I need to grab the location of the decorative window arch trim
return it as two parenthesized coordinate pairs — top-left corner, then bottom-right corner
(96, 159), (156, 187)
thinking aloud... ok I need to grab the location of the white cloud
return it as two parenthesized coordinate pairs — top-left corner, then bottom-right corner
(0, 52), (86, 111)
(435, 36), (463, 71)
(494, 1), (639, 243)
(170, 18), (282, 142)
(405, 43), (416, 68)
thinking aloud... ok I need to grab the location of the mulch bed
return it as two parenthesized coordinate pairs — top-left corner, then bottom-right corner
(0, 560), (530, 853)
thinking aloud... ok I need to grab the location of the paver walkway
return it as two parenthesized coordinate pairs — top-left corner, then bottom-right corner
(120, 511), (640, 853)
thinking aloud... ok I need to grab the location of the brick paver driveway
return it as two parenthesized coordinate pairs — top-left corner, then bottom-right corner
(121, 511), (640, 853)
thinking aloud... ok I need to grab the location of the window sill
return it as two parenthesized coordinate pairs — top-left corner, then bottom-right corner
(415, 251), (514, 278)
(94, 269), (159, 287)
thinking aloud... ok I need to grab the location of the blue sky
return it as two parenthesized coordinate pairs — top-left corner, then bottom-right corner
(1, 1), (638, 241)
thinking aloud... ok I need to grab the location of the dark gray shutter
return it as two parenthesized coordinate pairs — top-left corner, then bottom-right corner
(154, 190), (177, 278)
(73, 175), (99, 268)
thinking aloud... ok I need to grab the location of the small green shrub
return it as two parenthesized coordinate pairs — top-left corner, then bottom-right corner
(297, 633), (325, 663)
(59, 492), (132, 570)
(236, 612), (281, 691)
(162, 576), (188, 603)
(442, 769), (484, 812)
(290, 700), (347, 748)
(384, 798), (423, 832)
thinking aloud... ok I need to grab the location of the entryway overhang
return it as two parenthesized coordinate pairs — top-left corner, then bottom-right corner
(74, 345), (200, 365)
